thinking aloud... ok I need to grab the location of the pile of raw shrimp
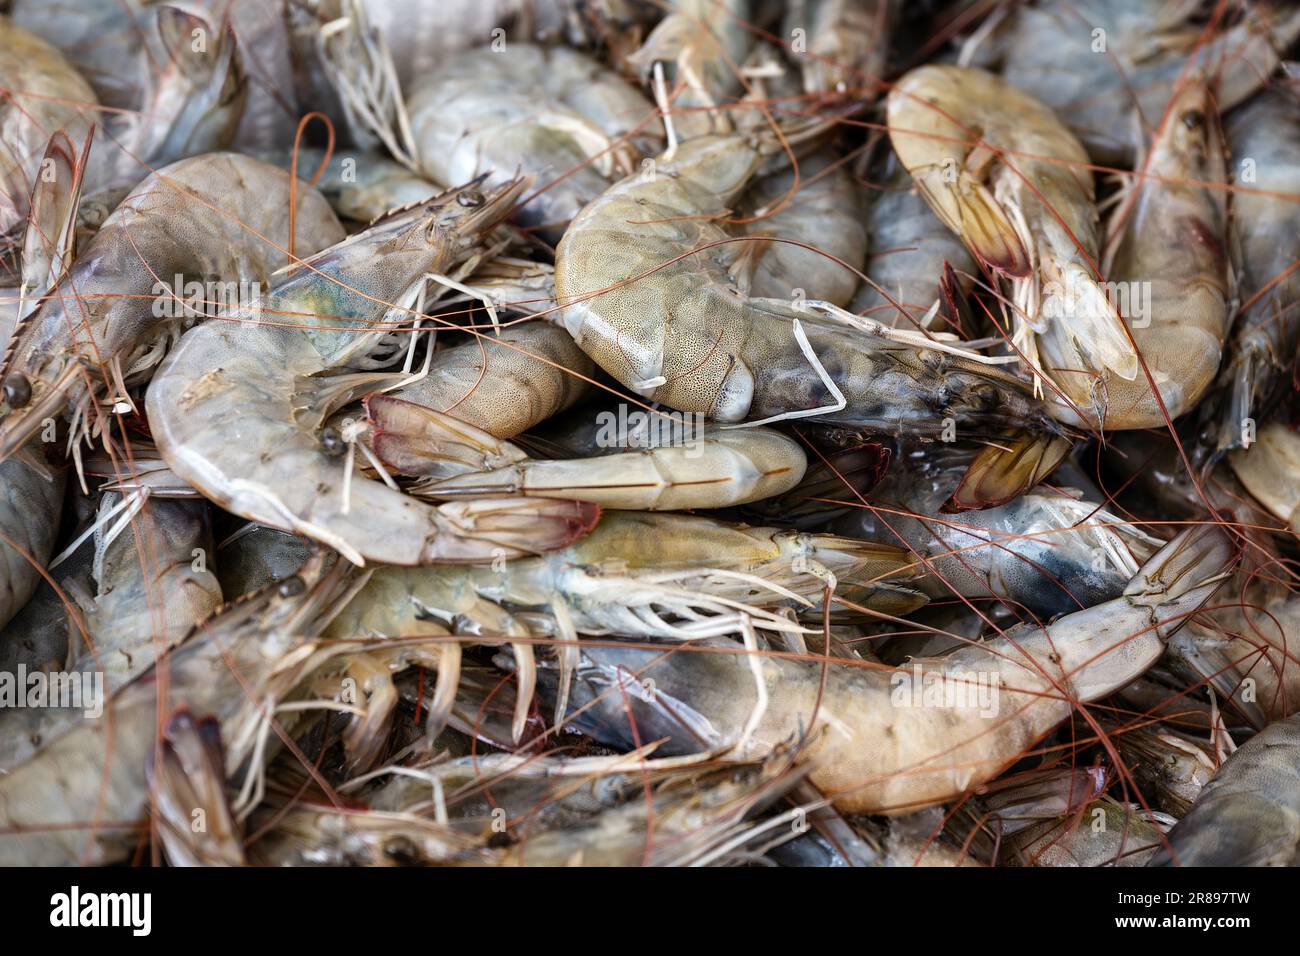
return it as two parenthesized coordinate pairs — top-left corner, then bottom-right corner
(0, 0), (1297, 868)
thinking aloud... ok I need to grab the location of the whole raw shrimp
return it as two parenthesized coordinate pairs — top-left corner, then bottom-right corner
(0, 553), (357, 865)
(392, 415), (809, 512)
(0, 493), (222, 773)
(146, 177), (598, 567)
(326, 509), (925, 735)
(411, 42), (660, 234)
(555, 130), (1055, 438)
(0, 153), (345, 461)
(887, 64), (1136, 400)
(1049, 79), (1230, 430)
(359, 39), (662, 238)
(1148, 712), (1300, 866)
(328, 509), (927, 642)
(545, 524), (1235, 814)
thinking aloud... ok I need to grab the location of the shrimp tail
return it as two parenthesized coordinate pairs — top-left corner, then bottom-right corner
(19, 128), (91, 317)
(1040, 261), (1140, 382)
(424, 497), (600, 563)
(147, 710), (246, 867)
(942, 431), (1072, 512)
(364, 393), (525, 479)
(919, 172), (1030, 277)
(140, 8), (247, 165)
(1123, 522), (1238, 639)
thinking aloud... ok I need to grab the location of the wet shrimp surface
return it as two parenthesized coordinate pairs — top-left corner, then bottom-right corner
(0, 0), (1299, 871)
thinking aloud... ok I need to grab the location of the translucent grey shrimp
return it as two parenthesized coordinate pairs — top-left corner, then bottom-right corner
(0, 16), (96, 245)
(556, 132), (1056, 437)
(544, 525), (1235, 814)
(0, 494), (222, 772)
(1204, 86), (1300, 457)
(830, 440), (1161, 619)
(849, 152), (976, 328)
(736, 153), (866, 308)
(966, 0), (1300, 166)
(0, 554), (357, 865)
(1148, 713), (1300, 866)
(0, 152), (345, 461)
(354, 39), (662, 239)
(96, 6), (248, 188)
(214, 523), (314, 601)
(782, 0), (892, 98)
(359, 0), (653, 90)
(146, 178), (599, 566)
(0, 454), (63, 632)
(252, 749), (800, 867)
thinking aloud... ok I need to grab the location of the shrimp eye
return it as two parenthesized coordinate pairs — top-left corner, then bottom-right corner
(3, 374), (31, 408)
(1181, 109), (1206, 130)
(276, 576), (306, 598)
(320, 425), (347, 456)
(383, 836), (420, 865)
(457, 189), (486, 208)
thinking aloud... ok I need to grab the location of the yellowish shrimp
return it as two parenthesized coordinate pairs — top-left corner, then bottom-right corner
(367, 401), (808, 511)
(886, 65), (1136, 399)
(365, 321), (593, 447)
(1228, 420), (1300, 533)
(551, 525), (1235, 814)
(1049, 79), (1230, 429)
